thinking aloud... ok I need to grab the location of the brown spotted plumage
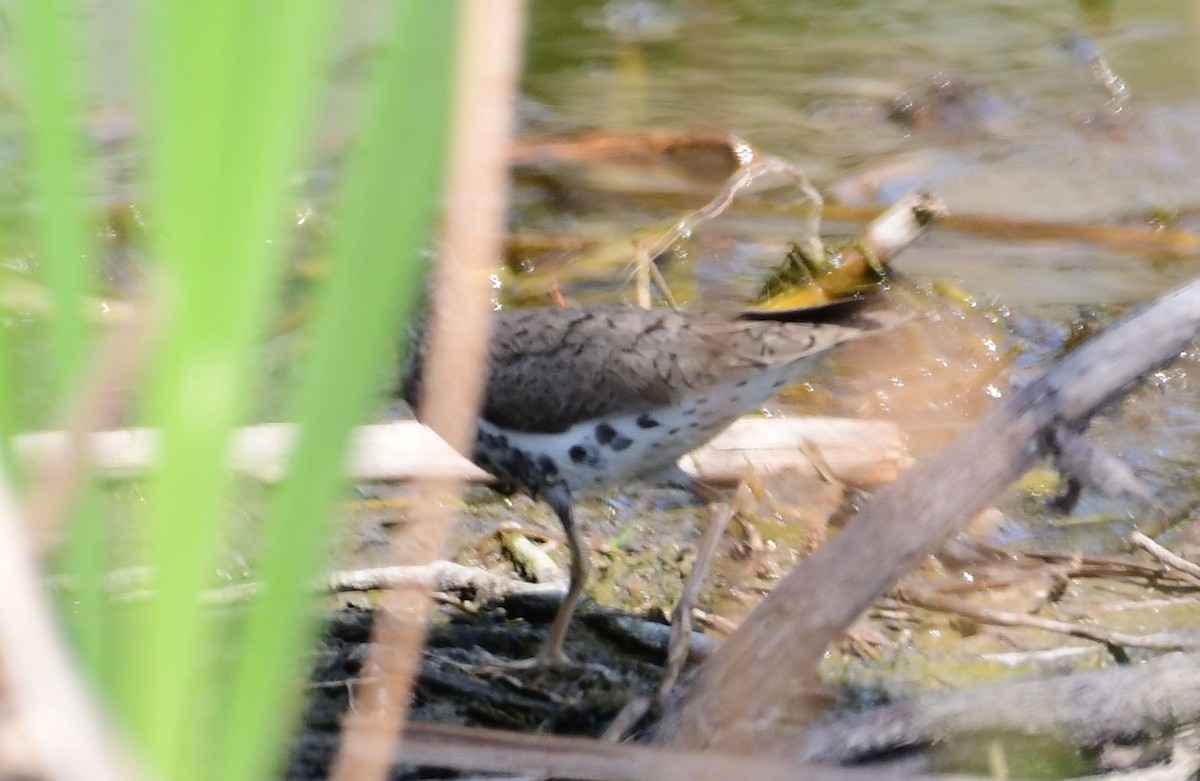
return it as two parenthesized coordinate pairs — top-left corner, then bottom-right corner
(402, 300), (906, 665)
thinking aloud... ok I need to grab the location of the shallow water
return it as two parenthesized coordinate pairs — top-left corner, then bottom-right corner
(522, 0), (1200, 306)
(514, 1), (1200, 556)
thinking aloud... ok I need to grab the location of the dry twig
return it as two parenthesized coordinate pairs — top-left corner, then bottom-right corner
(1131, 532), (1200, 580)
(894, 587), (1200, 652)
(26, 301), (155, 547)
(330, 3), (525, 779)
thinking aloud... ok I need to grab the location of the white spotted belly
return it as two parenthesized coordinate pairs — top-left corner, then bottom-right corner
(482, 369), (796, 492)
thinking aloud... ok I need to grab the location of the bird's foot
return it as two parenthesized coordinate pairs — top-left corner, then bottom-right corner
(473, 645), (572, 674)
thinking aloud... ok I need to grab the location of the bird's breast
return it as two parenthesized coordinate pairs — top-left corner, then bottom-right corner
(471, 369), (794, 495)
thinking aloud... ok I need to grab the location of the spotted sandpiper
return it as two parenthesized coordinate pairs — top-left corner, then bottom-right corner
(401, 299), (906, 665)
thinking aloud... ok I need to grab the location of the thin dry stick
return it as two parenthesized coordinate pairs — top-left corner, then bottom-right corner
(647, 259), (679, 310)
(625, 143), (826, 304)
(630, 141), (760, 264)
(0, 470), (136, 781)
(895, 587), (1200, 651)
(1021, 549), (1200, 587)
(329, 3), (525, 780)
(26, 301), (154, 547)
(325, 561), (558, 598)
(1131, 531), (1200, 579)
(53, 561), (562, 607)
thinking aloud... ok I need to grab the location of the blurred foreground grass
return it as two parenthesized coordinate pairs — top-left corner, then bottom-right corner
(3, 1), (457, 779)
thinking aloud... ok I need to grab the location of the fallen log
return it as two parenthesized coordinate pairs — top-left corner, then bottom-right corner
(12, 415), (910, 488)
(793, 651), (1200, 764)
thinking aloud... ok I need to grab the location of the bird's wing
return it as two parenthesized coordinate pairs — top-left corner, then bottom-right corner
(479, 306), (892, 433)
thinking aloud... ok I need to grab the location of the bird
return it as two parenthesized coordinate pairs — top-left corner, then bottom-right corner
(401, 299), (907, 665)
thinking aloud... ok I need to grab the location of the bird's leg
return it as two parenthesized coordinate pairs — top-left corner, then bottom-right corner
(537, 485), (587, 666)
(660, 501), (734, 698)
(654, 464), (733, 694)
(659, 465), (726, 506)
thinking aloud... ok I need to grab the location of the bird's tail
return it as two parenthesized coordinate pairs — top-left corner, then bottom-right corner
(739, 294), (915, 336)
